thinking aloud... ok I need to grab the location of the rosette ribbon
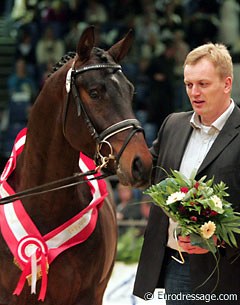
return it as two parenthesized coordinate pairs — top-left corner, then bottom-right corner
(13, 236), (48, 301)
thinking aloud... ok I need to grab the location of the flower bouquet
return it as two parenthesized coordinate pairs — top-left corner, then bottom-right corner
(145, 170), (240, 254)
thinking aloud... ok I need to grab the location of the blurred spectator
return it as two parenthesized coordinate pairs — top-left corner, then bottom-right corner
(116, 183), (142, 222)
(140, 194), (151, 220)
(133, 57), (158, 146)
(0, 109), (9, 172)
(15, 29), (37, 78)
(232, 63), (240, 105)
(172, 29), (190, 111)
(7, 58), (36, 124)
(110, 0), (142, 22)
(134, 57), (151, 113)
(134, 3), (162, 58)
(140, 30), (165, 60)
(172, 30), (189, 78)
(1, 58), (36, 158)
(11, 0), (36, 25)
(218, 0), (240, 49)
(147, 39), (176, 129)
(36, 25), (65, 79)
(184, 0), (220, 48)
(67, 0), (87, 22)
(65, 21), (88, 52)
(84, 0), (108, 25)
(158, 0), (184, 38)
(116, 183), (143, 236)
(232, 37), (240, 62)
(39, 59), (55, 89)
(39, 0), (71, 38)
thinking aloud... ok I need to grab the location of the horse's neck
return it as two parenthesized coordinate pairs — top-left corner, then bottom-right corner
(16, 78), (80, 188)
(10, 93), (92, 233)
(18, 126), (78, 188)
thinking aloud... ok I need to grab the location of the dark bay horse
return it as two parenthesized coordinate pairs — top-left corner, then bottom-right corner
(0, 27), (152, 305)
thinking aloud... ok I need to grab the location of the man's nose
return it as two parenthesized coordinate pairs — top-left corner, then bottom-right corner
(191, 85), (200, 96)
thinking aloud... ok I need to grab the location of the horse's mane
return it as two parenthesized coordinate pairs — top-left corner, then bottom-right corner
(50, 51), (76, 76)
(49, 48), (109, 77)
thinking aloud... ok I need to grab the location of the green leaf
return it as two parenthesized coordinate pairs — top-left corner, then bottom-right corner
(190, 233), (216, 253)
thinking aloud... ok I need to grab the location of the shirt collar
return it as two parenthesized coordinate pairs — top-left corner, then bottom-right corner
(190, 99), (235, 131)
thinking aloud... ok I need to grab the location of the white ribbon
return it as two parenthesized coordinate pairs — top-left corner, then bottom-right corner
(30, 251), (37, 294)
(171, 228), (185, 264)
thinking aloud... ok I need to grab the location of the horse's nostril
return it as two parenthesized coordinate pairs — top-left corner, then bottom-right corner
(132, 156), (144, 181)
(132, 156), (151, 187)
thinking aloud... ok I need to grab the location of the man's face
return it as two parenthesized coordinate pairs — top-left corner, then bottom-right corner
(184, 58), (232, 125)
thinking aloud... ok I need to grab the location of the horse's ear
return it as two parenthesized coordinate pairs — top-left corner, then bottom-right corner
(108, 30), (133, 62)
(77, 26), (95, 61)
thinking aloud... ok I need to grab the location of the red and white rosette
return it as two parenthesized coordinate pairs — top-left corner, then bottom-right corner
(14, 235), (48, 301)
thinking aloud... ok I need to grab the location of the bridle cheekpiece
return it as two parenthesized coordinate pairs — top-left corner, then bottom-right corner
(64, 60), (144, 170)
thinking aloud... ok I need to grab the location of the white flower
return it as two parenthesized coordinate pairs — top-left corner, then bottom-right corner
(210, 195), (224, 213)
(211, 195), (222, 209)
(200, 221), (216, 239)
(166, 192), (185, 205)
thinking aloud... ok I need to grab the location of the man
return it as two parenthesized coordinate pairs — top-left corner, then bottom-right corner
(133, 43), (240, 304)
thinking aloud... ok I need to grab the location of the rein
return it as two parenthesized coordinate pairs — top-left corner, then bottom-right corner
(0, 167), (109, 205)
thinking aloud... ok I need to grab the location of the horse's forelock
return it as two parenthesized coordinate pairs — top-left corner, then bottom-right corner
(93, 47), (110, 63)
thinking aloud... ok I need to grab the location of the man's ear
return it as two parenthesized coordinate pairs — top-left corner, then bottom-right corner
(224, 76), (232, 93)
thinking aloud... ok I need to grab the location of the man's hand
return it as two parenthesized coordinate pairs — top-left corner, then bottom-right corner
(178, 235), (217, 254)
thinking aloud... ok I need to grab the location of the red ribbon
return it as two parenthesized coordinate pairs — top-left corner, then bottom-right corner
(13, 252), (48, 301)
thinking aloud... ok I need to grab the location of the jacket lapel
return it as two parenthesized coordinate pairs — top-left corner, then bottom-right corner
(197, 105), (240, 176)
(174, 114), (193, 170)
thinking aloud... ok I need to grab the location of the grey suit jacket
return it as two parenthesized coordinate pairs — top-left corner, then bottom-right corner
(133, 106), (240, 303)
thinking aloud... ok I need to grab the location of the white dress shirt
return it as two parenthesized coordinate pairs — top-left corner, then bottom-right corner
(167, 100), (235, 250)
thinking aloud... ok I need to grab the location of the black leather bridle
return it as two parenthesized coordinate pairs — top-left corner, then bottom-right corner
(63, 61), (144, 169)
(0, 61), (145, 205)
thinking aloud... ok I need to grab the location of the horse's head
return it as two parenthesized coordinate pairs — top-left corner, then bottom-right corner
(62, 26), (152, 188)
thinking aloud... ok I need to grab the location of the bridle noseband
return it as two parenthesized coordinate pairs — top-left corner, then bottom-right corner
(64, 61), (144, 170)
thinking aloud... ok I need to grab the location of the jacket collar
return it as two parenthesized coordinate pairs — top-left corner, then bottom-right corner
(196, 105), (240, 176)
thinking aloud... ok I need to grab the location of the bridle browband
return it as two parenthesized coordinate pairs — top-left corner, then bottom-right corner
(64, 61), (144, 169)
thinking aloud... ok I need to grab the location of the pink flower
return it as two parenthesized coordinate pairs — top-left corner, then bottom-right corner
(190, 216), (198, 222)
(180, 187), (189, 193)
(178, 205), (186, 214)
(194, 182), (200, 190)
(210, 211), (218, 217)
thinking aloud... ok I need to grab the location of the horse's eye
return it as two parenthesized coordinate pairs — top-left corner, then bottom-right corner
(89, 90), (99, 99)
